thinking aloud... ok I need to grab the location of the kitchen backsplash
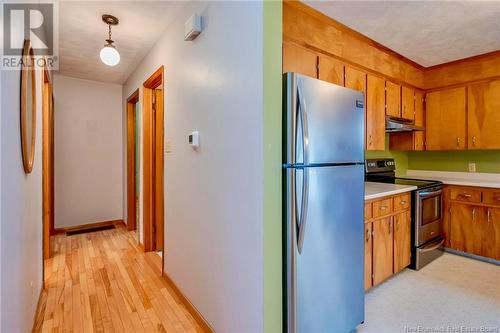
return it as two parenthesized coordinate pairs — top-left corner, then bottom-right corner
(408, 151), (500, 173)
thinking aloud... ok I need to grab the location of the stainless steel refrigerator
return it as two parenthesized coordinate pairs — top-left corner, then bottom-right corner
(283, 73), (365, 333)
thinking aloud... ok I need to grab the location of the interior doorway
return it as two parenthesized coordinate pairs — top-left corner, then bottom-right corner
(143, 66), (164, 253)
(126, 89), (139, 232)
(42, 63), (54, 264)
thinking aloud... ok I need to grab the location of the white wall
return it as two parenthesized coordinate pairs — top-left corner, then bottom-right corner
(122, 1), (264, 331)
(0, 46), (44, 333)
(54, 75), (123, 228)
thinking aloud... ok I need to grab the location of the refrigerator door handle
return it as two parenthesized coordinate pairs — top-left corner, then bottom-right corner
(296, 167), (309, 254)
(297, 81), (310, 165)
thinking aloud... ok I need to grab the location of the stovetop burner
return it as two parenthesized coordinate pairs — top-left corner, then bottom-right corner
(365, 158), (442, 190)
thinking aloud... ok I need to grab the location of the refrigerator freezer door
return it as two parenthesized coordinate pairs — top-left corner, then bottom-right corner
(287, 164), (365, 332)
(284, 73), (365, 166)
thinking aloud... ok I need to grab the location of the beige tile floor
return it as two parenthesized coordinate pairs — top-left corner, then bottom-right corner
(356, 253), (500, 333)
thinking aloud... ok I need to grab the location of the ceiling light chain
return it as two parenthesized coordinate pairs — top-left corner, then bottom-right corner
(100, 14), (120, 67)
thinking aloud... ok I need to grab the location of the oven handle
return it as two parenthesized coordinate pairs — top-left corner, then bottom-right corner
(418, 189), (442, 198)
(419, 238), (445, 253)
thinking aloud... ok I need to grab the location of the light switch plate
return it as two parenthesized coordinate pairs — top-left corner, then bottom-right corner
(468, 163), (476, 173)
(165, 140), (172, 153)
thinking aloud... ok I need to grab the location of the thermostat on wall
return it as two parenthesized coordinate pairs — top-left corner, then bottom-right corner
(188, 131), (199, 148)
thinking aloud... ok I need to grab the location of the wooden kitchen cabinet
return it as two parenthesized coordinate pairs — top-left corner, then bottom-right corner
(425, 87), (466, 150)
(385, 81), (401, 118)
(345, 66), (366, 95)
(468, 80), (500, 150)
(393, 211), (411, 273)
(450, 203), (483, 256)
(282, 42), (317, 78)
(413, 90), (425, 151)
(372, 217), (394, 286)
(318, 55), (344, 86)
(483, 207), (500, 260)
(366, 74), (386, 150)
(401, 86), (415, 121)
(364, 222), (373, 290)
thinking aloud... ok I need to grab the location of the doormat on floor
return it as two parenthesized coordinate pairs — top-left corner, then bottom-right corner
(66, 224), (115, 236)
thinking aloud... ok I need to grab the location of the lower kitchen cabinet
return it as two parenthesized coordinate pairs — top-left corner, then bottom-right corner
(372, 217), (394, 286)
(364, 222), (373, 291)
(393, 211), (411, 273)
(447, 186), (500, 260)
(483, 207), (500, 260)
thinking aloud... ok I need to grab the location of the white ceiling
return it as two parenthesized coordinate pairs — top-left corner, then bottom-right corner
(57, 1), (184, 84)
(304, 1), (500, 67)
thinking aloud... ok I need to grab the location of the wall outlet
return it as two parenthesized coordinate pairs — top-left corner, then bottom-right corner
(468, 163), (476, 173)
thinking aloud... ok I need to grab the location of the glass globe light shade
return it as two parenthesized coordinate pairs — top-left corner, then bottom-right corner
(100, 44), (120, 66)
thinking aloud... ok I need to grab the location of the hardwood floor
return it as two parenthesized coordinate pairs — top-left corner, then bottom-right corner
(33, 224), (203, 333)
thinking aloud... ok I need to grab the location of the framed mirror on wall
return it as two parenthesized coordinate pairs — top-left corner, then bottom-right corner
(20, 39), (37, 174)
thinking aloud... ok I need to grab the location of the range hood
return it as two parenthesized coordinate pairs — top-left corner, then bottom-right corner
(385, 116), (424, 132)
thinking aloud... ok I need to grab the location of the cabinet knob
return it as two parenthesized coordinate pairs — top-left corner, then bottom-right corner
(400, 200), (407, 205)
(456, 137), (461, 147)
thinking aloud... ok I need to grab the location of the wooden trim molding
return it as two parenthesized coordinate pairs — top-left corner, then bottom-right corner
(162, 272), (215, 333)
(54, 219), (125, 234)
(31, 283), (45, 332)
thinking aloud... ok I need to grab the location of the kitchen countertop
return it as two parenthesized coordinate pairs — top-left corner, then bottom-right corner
(405, 170), (500, 188)
(365, 182), (417, 201)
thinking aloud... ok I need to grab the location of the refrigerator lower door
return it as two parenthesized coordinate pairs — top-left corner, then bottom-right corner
(286, 164), (365, 333)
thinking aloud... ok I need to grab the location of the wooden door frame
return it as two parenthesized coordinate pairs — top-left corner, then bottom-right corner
(126, 89), (139, 231)
(143, 66), (164, 253)
(42, 64), (54, 265)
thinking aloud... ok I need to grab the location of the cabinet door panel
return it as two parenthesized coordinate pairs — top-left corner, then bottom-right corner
(483, 208), (500, 260)
(366, 74), (386, 150)
(414, 90), (425, 151)
(373, 217), (393, 286)
(345, 66), (366, 94)
(318, 55), (344, 86)
(386, 81), (401, 118)
(450, 204), (482, 255)
(426, 87), (466, 150)
(468, 80), (500, 149)
(364, 222), (373, 290)
(282, 42), (317, 78)
(393, 211), (411, 273)
(401, 86), (415, 121)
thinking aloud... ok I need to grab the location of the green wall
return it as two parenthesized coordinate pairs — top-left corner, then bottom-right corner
(263, 1), (282, 332)
(365, 135), (409, 176)
(408, 151), (500, 173)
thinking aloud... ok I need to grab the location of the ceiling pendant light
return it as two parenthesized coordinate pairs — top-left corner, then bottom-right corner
(100, 14), (120, 67)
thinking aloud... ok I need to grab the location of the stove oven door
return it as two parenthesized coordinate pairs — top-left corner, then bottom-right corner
(415, 187), (443, 247)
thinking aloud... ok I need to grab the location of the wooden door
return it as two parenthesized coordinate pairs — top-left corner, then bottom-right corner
(318, 55), (344, 86)
(401, 86), (414, 121)
(450, 204), (482, 255)
(426, 87), (466, 150)
(344, 66), (366, 94)
(366, 74), (386, 150)
(468, 80), (500, 149)
(126, 90), (139, 232)
(483, 208), (500, 260)
(373, 217), (393, 286)
(414, 90), (425, 151)
(385, 81), (401, 118)
(282, 42), (317, 78)
(364, 222), (373, 290)
(393, 211), (411, 273)
(154, 88), (164, 252)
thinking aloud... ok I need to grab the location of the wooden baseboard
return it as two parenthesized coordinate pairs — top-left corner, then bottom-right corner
(54, 219), (125, 234)
(162, 272), (215, 333)
(32, 283), (45, 332)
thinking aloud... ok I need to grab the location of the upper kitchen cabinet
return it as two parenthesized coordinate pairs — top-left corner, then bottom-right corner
(318, 55), (344, 86)
(413, 90), (425, 151)
(467, 80), (500, 150)
(425, 87), (466, 150)
(366, 74), (386, 150)
(401, 86), (415, 121)
(282, 42), (318, 78)
(345, 66), (367, 95)
(385, 81), (401, 118)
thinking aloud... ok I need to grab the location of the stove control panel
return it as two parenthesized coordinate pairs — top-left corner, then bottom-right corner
(365, 158), (396, 174)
